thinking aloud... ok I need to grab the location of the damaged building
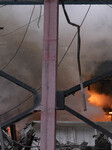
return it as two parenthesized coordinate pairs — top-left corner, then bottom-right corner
(1, 121), (112, 149)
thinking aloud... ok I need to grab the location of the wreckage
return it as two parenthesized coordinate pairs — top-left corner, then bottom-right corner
(0, 122), (111, 150)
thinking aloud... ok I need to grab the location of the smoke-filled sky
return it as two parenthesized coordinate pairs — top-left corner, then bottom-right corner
(0, 4), (112, 127)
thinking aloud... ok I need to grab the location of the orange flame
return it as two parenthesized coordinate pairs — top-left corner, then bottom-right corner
(6, 127), (11, 137)
(88, 91), (112, 108)
(94, 115), (111, 122)
(88, 91), (112, 121)
(109, 112), (112, 115)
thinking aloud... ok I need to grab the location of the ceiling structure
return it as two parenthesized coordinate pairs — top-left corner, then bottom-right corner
(0, 0), (112, 5)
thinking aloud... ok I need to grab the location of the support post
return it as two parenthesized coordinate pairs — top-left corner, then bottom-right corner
(10, 124), (17, 141)
(40, 0), (59, 150)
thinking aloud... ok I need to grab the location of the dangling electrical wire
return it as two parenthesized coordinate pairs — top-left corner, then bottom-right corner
(60, 0), (87, 111)
(1, 5), (35, 71)
(37, 5), (42, 28)
(0, 86), (41, 117)
(58, 5), (91, 67)
(0, 15), (44, 38)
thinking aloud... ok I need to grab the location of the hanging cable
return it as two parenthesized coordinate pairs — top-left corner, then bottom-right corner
(0, 15), (43, 38)
(0, 95), (33, 117)
(60, 0), (79, 27)
(58, 5), (91, 67)
(0, 86), (41, 117)
(37, 5), (42, 28)
(60, 0), (88, 111)
(1, 5), (35, 71)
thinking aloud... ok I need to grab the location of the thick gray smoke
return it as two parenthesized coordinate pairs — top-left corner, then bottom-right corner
(0, 4), (112, 127)
(88, 61), (112, 95)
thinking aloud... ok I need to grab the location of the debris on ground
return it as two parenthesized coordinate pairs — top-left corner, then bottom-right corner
(0, 122), (111, 150)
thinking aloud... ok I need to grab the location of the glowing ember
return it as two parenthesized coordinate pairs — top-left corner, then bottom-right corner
(109, 112), (112, 115)
(6, 127), (11, 137)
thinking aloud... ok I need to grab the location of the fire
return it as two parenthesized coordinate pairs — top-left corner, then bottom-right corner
(88, 91), (112, 108)
(88, 90), (112, 121)
(109, 112), (112, 115)
(6, 127), (11, 137)
(94, 115), (111, 122)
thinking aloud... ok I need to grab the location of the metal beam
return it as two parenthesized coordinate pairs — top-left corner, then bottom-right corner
(0, 0), (112, 4)
(65, 105), (112, 139)
(10, 124), (17, 141)
(1, 108), (34, 128)
(0, 71), (37, 94)
(40, 0), (59, 150)
(64, 70), (112, 97)
(1, 94), (40, 128)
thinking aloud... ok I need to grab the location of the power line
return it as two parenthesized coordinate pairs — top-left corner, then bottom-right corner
(1, 5), (36, 71)
(0, 15), (43, 38)
(37, 5), (42, 28)
(58, 5), (91, 67)
(98, 0), (112, 8)
(0, 86), (41, 117)
(0, 95), (33, 117)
